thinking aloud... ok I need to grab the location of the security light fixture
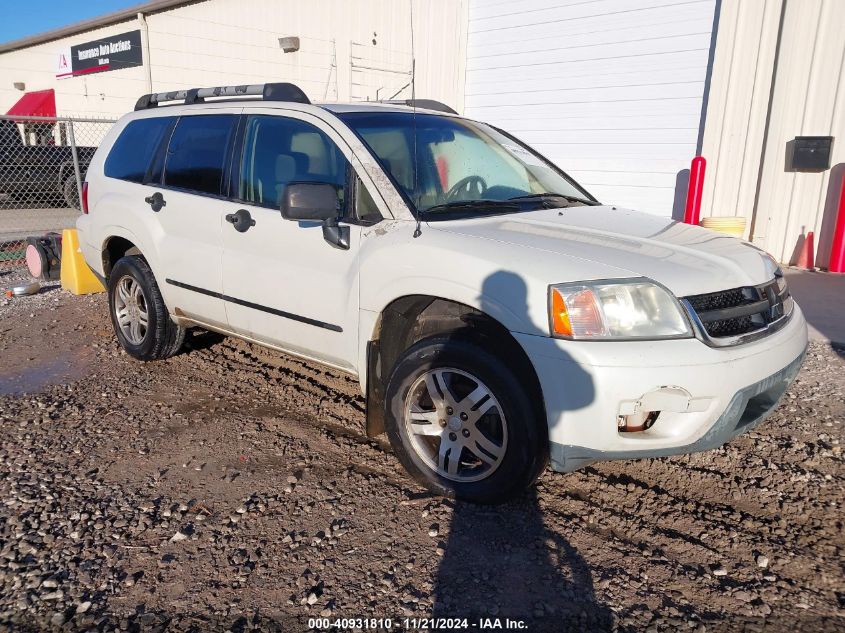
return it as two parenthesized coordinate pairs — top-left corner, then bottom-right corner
(278, 36), (300, 53)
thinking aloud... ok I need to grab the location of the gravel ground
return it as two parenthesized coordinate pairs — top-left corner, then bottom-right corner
(0, 277), (843, 632)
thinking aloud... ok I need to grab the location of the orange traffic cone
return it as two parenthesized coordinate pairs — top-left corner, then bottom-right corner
(795, 231), (815, 270)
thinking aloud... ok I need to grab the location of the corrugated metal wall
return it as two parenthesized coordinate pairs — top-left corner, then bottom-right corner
(4, 0), (841, 266)
(463, 0), (718, 216)
(0, 0), (468, 118)
(701, 0), (845, 265)
(698, 0), (782, 229)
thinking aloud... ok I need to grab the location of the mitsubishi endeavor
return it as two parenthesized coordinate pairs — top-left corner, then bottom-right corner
(77, 83), (808, 504)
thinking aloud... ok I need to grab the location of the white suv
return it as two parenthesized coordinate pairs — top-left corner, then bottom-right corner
(77, 83), (807, 504)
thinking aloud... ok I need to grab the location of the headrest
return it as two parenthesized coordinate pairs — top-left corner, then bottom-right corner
(275, 154), (296, 182)
(289, 151), (310, 174)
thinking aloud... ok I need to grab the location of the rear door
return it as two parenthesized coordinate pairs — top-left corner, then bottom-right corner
(150, 111), (239, 328)
(220, 110), (363, 371)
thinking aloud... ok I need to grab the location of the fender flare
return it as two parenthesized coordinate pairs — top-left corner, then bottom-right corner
(100, 226), (155, 275)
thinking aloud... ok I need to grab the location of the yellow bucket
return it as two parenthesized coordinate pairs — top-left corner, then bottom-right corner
(700, 216), (747, 238)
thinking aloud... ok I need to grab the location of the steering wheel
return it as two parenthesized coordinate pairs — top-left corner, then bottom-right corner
(445, 175), (487, 202)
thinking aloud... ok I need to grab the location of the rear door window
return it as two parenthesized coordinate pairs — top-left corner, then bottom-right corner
(104, 117), (175, 183)
(164, 115), (237, 196)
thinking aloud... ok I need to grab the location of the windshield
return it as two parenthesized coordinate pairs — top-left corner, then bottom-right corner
(338, 112), (596, 218)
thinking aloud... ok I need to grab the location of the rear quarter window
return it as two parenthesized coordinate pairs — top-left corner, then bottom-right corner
(104, 117), (175, 183)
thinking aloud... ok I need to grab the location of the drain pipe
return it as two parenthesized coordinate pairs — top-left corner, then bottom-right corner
(137, 12), (153, 93)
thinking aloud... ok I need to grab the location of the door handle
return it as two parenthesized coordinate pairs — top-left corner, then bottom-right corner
(144, 191), (166, 212)
(225, 209), (256, 233)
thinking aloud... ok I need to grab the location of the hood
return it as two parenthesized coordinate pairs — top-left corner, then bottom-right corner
(428, 206), (776, 297)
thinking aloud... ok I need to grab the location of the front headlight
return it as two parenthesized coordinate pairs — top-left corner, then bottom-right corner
(549, 279), (693, 340)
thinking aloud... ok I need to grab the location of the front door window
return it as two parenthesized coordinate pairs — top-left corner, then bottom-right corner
(238, 115), (348, 212)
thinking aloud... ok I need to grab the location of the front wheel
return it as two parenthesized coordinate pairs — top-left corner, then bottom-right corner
(384, 336), (548, 504)
(108, 256), (185, 361)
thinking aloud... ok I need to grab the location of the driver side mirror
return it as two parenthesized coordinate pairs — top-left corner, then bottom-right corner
(281, 182), (339, 221)
(280, 182), (349, 250)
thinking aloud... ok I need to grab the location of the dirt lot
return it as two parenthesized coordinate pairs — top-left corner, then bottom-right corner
(0, 276), (843, 632)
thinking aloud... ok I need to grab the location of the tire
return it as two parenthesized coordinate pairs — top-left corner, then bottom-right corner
(62, 176), (80, 210)
(108, 256), (185, 361)
(384, 335), (548, 504)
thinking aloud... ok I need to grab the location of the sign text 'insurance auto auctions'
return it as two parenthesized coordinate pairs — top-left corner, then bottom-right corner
(56, 30), (143, 79)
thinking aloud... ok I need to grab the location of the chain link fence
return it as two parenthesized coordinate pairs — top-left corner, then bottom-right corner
(0, 115), (116, 273)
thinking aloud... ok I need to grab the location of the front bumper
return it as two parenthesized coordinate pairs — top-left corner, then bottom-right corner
(514, 304), (808, 472)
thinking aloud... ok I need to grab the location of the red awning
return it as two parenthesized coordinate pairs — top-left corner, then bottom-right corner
(6, 89), (56, 119)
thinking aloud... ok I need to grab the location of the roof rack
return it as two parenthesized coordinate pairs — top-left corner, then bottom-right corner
(381, 99), (457, 114)
(134, 82), (310, 111)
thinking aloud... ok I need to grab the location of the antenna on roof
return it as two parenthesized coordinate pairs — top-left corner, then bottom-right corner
(410, 0), (422, 238)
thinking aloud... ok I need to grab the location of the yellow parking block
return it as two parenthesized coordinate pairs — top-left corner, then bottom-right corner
(60, 228), (105, 295)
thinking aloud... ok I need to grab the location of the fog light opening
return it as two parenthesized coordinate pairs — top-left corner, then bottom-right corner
(618, 410), (660, 433)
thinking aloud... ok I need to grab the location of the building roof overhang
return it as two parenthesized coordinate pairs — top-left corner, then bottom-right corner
(0, 0), (200, 54)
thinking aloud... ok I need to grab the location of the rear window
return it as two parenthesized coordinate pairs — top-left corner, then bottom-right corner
(164, 115), (236, 195)
(104, 117), (174, 183)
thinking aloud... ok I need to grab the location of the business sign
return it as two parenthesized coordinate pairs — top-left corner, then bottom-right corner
(56, 47), (72, 76)
(56, 30), (143, 79)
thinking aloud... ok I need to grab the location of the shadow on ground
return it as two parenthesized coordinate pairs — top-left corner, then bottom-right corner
(183, 328), (226, 353)
(432, 489), (612, 631)
(783, 269), (845, 344)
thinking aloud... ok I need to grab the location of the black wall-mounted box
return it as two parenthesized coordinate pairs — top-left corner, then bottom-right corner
(790, 136), (834, 171)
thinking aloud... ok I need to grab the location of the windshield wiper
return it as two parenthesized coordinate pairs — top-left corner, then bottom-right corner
(508, 192), (598, 206)
(423, 199), (520, 215)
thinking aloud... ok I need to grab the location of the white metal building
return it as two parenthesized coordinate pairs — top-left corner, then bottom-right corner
(1, 0), (843, 265)
(0, 0), (468, 118)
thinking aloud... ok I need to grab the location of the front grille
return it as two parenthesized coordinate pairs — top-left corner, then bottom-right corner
(705, 315), (756, 337)
(685, 287), (749, 313)
(683, 276), (792, 345)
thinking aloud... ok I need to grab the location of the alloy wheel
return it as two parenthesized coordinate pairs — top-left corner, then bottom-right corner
(403, 367), (508, 482)
(114, 275), (149, 345)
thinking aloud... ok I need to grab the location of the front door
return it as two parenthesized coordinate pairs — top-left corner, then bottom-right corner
(221, 111), (361, 371)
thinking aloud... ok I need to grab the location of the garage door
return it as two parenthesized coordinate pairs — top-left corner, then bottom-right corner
(463, 0), (718, 216)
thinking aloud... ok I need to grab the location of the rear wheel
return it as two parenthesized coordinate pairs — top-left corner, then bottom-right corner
(108, 256), (185, 361)
(384, 336), (547, 504)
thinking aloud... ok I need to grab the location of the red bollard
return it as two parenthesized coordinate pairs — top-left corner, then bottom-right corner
(830, 174), (845, 273)
(683, 156), (707, 225)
